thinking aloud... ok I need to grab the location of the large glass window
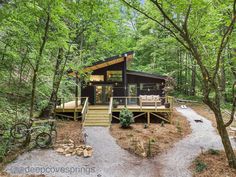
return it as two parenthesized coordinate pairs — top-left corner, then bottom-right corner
(90, 75), (104, 82)
(107, 71), (122, 82)
(140, 83), (160, 91)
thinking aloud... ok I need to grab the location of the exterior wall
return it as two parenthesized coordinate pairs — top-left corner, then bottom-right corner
(127, 74), (165, 96)
(81, 62), (125, 104)
(81, 61), (166, 104)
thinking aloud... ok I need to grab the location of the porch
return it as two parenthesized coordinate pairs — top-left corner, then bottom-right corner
(54, 96), (174, 126)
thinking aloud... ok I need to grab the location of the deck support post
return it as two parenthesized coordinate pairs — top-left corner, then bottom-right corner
(74, 111), (77, 121)
(147, 112), (150, 125)
(75, 71), (79, 108)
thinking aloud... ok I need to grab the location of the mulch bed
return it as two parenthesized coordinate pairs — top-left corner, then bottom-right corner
(191, 150), (236, 177)
(110, 110), (191, 157)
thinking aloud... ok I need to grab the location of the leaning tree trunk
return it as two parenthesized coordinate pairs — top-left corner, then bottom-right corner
(29, 12), (50, 118)
(40, 48), (66, 118)
(204, 91), (236, 168)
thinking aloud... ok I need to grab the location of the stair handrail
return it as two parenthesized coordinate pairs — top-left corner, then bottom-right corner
(82, 97), (89, 122)
(108, 97), (113, 123)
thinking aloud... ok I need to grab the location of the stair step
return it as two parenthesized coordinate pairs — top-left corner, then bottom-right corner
(83, 122), (110, 127)
(84, 120), (110, 124)
(86, 115), (109, 117)
(85, 116), (110, 120)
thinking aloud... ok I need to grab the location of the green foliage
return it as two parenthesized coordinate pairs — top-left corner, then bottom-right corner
(161, 121), (165, 127)
(119, 108), (134, 128)
(144, 123), (148, 129)
(194, 159), (208, 173)
(176, 121), (182, 134)
(208, 149), (220, 155)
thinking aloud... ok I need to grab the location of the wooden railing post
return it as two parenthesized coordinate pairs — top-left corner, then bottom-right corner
(125, 97), (127, 107)
(62, 98), (65, 112)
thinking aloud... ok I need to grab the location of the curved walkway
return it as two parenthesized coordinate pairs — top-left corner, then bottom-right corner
(5, 127), (161, 177)
(157, 107), (236, 177)
(4, 107), (236, 177)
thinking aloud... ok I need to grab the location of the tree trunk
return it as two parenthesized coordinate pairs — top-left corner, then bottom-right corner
(40, 48), (66, 118)
(214, 108), (236, 168)
(204, 91), (236, 168)
(29, 12), (50, 118)
(191, 60), (196, 96)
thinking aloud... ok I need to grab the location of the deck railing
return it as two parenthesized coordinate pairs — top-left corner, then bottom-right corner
(110, 96), (174, 111)
(108, 97), (113, 123)
(81, 97), (89, 123)
(56, 96), (88, 112)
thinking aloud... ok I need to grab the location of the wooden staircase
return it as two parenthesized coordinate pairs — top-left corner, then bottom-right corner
(83, 107), (110, 127)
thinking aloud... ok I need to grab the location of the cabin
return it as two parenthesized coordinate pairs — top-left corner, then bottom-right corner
(81, 51), (166, 105)
(54, 51), (174, 126)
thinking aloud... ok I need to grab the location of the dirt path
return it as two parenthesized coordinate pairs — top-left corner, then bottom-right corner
(4, 127), (161, 177)
(157, 107), (236, 177)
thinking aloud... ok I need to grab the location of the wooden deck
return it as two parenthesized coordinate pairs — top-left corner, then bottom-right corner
(54, 96), (174, 126)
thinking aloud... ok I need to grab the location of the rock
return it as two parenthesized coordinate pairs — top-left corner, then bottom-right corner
(69, 139), (74, 143)
(76, 150), (83, 156)
(87, 149), (93, 157)
(86, 145), (93, 150)
(83, 149), (89, 158)
(65, 154), (71, 157)
(141, 152), (147, 157)
(55, 148), (64, 153)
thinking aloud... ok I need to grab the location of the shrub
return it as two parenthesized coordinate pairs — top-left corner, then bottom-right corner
(208, 148), (220, 155)
(176, 121), (182, 133)
(161, 121), (165, 127)
(119, 108), (134, 128)
(195, 159), (207, 173)
(144, 123), (148, 129)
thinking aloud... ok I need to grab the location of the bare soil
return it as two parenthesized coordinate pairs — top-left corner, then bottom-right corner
(191, 150), (236, 177)
(55, 120), (84, 145)
(110, 110), (191, 157)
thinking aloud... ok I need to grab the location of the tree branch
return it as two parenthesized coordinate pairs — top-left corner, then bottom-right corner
(213, 0), (236, 82)
(225, 81), (236, 127)
(183, 4), (192, 35)
(149, 0), (184, 34)
(120, 0), (191, 51)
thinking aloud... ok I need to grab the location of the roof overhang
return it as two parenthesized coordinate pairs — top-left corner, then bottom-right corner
(127, 70), (167, 80)
(84, 51), (134, 72)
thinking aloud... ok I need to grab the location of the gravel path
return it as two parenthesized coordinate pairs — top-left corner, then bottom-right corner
(4, 107), (236, 177)
(157, 107), (236, 177)
(5, 127), (161, 177)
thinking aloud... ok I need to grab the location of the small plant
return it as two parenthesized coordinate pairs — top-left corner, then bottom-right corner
(113, 100), (119, 108)
(195, 159), (207, 173)
(161, 121), (165, 127)
(146, 138), (155, 158)
(119, 108), (134, 128)
(208, 148), (220, 155)
(176, 121), (182, 133)
(144, 123), (148, 129)
(147, 139), (152, 158)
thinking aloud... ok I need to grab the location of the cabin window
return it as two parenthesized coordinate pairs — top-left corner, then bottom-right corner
(90, 75), (104, 82)
(140, 83), (160, 91)
(107, 71), (122, 82)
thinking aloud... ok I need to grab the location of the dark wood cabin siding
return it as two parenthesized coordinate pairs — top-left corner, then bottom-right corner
(127, 74), (165, 97)
(81, 59), (166, 104)
(81, 61), (126, 104)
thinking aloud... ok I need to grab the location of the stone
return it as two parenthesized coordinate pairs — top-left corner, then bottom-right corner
(87, 149), (93, 157)
(76, 149), (83, 156)
(86, 145), (93, 150)
(55, 148), (64, 153)
(83, 149), (89, 158)
(65, 154), (71, 157)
